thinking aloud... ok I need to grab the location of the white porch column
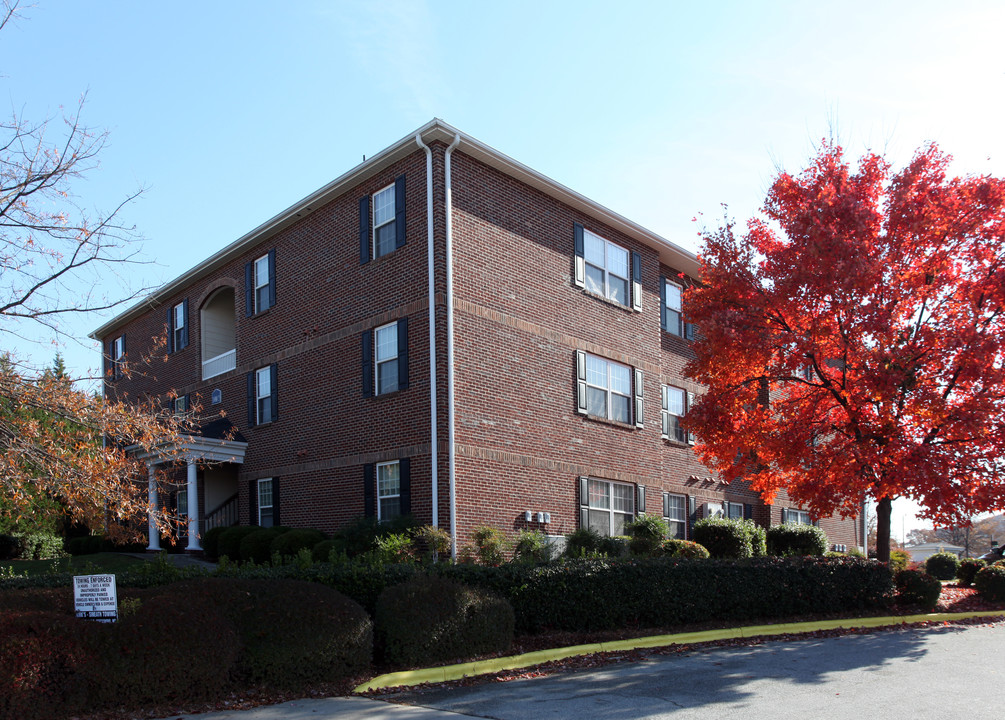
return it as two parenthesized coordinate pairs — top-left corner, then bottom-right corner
(147, 464), (161, 551)
(185, 458), (201, 551)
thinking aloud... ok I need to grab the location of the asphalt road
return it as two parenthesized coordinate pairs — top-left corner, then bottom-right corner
(386, 622), (1005, 720)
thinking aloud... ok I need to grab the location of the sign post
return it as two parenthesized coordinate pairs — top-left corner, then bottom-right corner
(73, 574), (118, 623)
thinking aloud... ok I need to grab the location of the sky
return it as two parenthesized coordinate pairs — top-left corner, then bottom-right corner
(3, 0), (1005, 539)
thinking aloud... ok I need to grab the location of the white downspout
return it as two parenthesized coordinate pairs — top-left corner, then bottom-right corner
(415, 133), (438, 528)
(445, 134), (461, 560)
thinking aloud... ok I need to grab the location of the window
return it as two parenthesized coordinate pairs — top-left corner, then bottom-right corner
(360, 175), (405, 263)
(377, 461), (401, 520)
(581, 477), (635, 536)
(661, 277), (695, 338)
(661, 385), (694, 443)
(362, 319), (408, 397)
(258, 479), (274, 528)
(583, 230), (630, 306)
(664, 493), (687, 539)
(585, 354), (631, 423)
(245, 250), (275, 316)
(174, 394), (188, 414)
(785, 508), (811, 525)
(375, 322), (399, 395)
(167, 300), (188, 353)
(110, 335), (126, 379)
(726, 502), (744, 520)
(248, 364), (277, 426)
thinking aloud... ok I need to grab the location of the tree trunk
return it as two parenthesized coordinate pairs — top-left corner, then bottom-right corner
(876, 496), (893, 564)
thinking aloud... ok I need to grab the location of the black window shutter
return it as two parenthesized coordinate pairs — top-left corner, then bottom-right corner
(359, 196), (371, 264)
(744, 503), (753, 520)
(575, 350), (588, 415)
(247, 372), (255, 427)
(636, 485), (646, 515)
(579, 476), (589, 528)
(363, 464), (376, 518)
(245, 261), (254, 317)
(361, 331), (373, 397)
(272, 477), (281, 526)
(119, 335), (126, 378)
(631, 251), (642, 311)
(662, 492), (670, 519)
(660, 386), (670, 439)
(249, 479), (259, 526)
(686, 390), (696, 445)
(659, 276), (668, 331)
(180, 299), (189, 349)
(634, 368), (644, 428)
(397, 317), (409, 390)
(394, 174), (406, 249)
(399, 458), (411, 516)
(166, 307), (174, 354)
(268, 248), (277, 309)
(269, 363), (278, 422)
(573, 223), (585, 287)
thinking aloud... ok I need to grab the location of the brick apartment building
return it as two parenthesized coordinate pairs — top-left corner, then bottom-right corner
(91, 119), (863, 556)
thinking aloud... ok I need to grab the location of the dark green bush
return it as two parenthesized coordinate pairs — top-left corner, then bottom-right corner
(625, 515), (669, 556)
(895, 569), (941, 609)
(337, 515), (418, 558)
(240, 528), (282, 564)
(312, 538), (346, 563)
(661, 538), (710, 559)
(271, 528), (327, 559)
(766, 524), (828, 556)
(512, 530), (550, 563)
(974, 564), (1005, 601)
(563, 527), (603, 557)
(924, 551), (960, 581)
(0, 534), (20, 560)
(957, 558), (986, 587)
(216, 526), (260, 561)
(9, 532), (67, 560)
(692, 517), (761, 558)
(375, 575), (513, 666)
(201, 525), (230, 560)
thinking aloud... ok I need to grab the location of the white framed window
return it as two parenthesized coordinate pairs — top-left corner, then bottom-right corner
(584, 478), (635, 536)
(664, 493), (687, 539)
(373, 184), (396, 259)
(112, 335), (125, 378)
(258, 478), (274, 528)
(661, 385), (693, 443)
(726, 502), (744, 520)
(664, 280), (683, 335)
(583, 230), (630, 306)
(256, 366), (273, 424)
(585, 354), (632, 423)
(377, 461), (401, 521)
(253, 254), (270, 314)
(174, 394), (188, 414)
(375, 322), (399, 395)
(785, 508), (811, 525)
(172, 302), (186, 350)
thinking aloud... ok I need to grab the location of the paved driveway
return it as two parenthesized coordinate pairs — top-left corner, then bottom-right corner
(387, 622), (1005, 720)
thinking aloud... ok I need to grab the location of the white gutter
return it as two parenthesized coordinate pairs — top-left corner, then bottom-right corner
(445, 134), (461, 560)
(415, 133), (438, 529)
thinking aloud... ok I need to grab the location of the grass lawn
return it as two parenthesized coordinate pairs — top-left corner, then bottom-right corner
(1, 552), (145, 577)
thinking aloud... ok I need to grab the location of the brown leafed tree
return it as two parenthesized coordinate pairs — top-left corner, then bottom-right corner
(0, 0), (191, 541)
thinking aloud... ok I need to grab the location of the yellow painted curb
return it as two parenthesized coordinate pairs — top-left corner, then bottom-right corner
(353, 610), (1005, 693)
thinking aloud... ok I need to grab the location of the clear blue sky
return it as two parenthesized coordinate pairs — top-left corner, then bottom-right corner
(4, 0), (1004, 537)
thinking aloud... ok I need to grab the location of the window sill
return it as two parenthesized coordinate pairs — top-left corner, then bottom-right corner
(662, 437), (693, 448)
(249, 306), (273, 319)
(578, 287), (636, 313)
(372, 387), (407, 399)
(581, 412), (638, 431)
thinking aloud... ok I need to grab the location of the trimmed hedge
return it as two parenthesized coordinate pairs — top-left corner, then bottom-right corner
(766, 524), (828, 556)
(375, 575), (514, 666)
(200, 525), (229, 561)
(271, 528), (327, 559)
(924, 552), (960, 581)
(217, 526), (260, 561)
(693, 517), (765, 559)
(974, 564), (1005, 601)
(957, 558), (986, 587)
(661, 539), (710, 559)
(895, 570), (941, 609)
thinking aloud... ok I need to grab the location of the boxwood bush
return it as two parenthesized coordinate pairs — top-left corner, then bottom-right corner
(375, 575), (513, 666)
(693, 517), (765, 559)
(924, 551), (960, 581)
(766, 524), (828, 556)
(200, 525), (230, 560)
(895, 569), (941, 609)
(271, 528), (327, 559)
(956, 558), (986, 587)
(974, 564), (1005, 601)
(217, 526), (260, 561)
(661, 539), (710, 559)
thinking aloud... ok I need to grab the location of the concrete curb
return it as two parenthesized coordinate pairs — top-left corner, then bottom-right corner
(353, 610), (1005, 693)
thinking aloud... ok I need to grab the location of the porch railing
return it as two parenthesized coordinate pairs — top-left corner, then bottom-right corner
(202, 348), (236, 380)
(204, 493), (240, 533)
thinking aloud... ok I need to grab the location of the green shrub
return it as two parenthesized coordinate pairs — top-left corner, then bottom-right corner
(925, 551), (961, 581)
(661, 538), (710, 559)
(271, 528), (327, 559)
(766, 524), (828, 556)
(411, 525), (451, 562)
(366, 532), (415, 565)
(974, 564), (1005, 601)
(895, 569), (941, 609)
(563, 527), (603, 557)
(512, 530), (550, 563)
(375, 575), (514, 666)
(312, 538), (346, 563)
(200, 525), (230, 560)
(626, 515), (669, 556)
(957, 558), (986, 587)
(11, 532), (67, 560)
(239, 528), (282, 565)
(337, 515), (418, 558)
(471, 525), (507, 566)
(217, 526), (260, 561)
(692, 517), (761, 559)
(889, 548), (911, 572)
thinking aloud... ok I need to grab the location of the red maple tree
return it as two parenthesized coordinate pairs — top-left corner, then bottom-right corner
(684, 142), (1005, 562)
